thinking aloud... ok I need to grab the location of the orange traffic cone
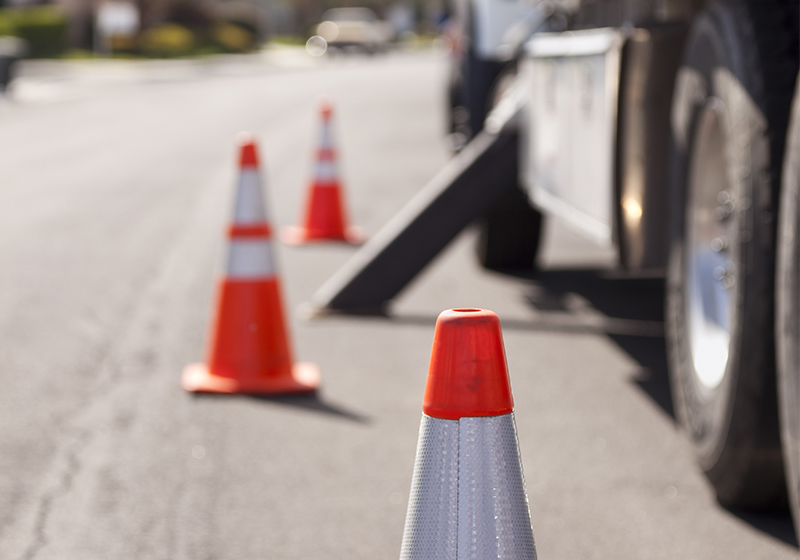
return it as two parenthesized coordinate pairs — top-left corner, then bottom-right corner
(282, 97), (364, 245)
(182, 135), (320, 394)
(399, 308), (537, 560)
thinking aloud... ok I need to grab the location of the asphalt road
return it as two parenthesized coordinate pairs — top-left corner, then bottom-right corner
(0, 47), (796, 560)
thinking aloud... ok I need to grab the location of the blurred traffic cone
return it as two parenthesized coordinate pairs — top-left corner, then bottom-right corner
(282, 97), (364, 245)
(400, 308), (537, 560)
(182, 135), (320, 394)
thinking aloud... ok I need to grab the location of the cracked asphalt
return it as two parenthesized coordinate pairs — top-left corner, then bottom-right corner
(0, 47), (797, 559)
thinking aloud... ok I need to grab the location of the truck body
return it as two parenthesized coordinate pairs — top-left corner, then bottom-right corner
(448, 0), (800, 537)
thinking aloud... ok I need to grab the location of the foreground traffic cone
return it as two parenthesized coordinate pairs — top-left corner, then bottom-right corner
(400, 308), (537, 560)
(182, 135), (320, 394)
(282, 98), (364, 245)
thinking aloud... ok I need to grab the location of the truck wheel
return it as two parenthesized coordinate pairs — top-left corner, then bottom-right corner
(471, 61), (542, 272)
(476, 181), (542, 272)
(666, 0), (797, 509)
(776, 76), (800, 536)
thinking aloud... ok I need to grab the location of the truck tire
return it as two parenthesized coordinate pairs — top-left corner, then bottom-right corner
(476, 181), (542, 272)
(776, 76), (800, 536)
(666, 0), (798, 509)
(462, 58), (543, 273)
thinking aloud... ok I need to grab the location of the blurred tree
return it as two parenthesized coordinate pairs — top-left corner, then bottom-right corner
(48, 0), (441, 51)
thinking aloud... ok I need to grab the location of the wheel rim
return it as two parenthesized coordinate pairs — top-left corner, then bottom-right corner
(685, 99), (736, 390)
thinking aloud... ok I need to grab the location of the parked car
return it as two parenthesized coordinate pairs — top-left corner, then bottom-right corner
(0, 36), (27, 92)
(314, 8), (394, 53)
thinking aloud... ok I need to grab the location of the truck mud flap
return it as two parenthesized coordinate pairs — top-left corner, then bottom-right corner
(308, 129), (519, 315)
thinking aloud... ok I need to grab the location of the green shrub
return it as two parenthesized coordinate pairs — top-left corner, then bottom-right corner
(140, 23), (195, 57)
(213, 22), (254, 53)
(0, 13), (13, 37)
(0, 7), (67, 58)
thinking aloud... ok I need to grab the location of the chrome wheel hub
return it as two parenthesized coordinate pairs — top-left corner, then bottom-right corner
(685, 99), (736, 390)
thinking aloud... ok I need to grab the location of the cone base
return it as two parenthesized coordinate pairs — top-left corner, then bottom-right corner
(181, 361), (320, 395)
(280, 224), (365, 246)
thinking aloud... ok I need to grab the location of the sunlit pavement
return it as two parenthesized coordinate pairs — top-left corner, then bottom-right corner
(0, 48), (796, 559)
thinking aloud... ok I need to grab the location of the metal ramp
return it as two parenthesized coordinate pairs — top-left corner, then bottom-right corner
(307, 83), (525, 315)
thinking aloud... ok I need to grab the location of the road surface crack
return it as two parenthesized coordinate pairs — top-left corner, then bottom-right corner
(18, 429), (90, 560)
(15, 253), (170, 559)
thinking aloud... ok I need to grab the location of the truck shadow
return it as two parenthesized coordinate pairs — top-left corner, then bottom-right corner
(520, 266), (798, 549)
(521, 267), (673, 419)
(386, 267), (674, 419)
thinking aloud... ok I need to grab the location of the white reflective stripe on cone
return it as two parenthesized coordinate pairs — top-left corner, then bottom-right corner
(400, 413), (537, 560)
(226, 238), (275, 278)
(233, 169), (268, 224)
(319, 122), (333, 150)
(314, 160), (337, 183)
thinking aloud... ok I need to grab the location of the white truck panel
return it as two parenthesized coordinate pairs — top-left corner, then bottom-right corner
(521, 28), (623, 246)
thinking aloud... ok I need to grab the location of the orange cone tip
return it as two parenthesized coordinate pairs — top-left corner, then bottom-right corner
(318, 95), (333, 118)
(238, 135), (259, 168)
(423, 308), (514, 420)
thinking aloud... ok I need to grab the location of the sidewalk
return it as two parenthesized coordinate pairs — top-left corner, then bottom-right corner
(3, 45), (321, 104)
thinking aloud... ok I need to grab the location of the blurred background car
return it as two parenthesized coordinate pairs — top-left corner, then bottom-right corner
(314, 7), (394, 53)
(0, 36), (26, 91)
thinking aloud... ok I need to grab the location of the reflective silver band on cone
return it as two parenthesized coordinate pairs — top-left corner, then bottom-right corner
(226, 238), (275, 279)
(400, 413), (537, 560)
(314, 160), (337, 183)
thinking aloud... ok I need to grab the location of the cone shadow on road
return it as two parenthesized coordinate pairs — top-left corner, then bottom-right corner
(192, 392), (370, 424)
(247, 393), (371, 424)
